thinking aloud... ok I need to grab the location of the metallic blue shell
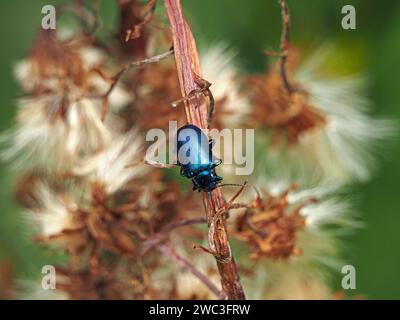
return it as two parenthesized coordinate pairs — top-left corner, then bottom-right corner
(176, 124), (222, 192)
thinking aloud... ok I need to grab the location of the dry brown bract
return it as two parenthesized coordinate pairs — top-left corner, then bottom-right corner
(248, 52), (326, 144)
(22, 31), (99, 120)
(234, 185), (316, 260)
(56, 263), (161, 299)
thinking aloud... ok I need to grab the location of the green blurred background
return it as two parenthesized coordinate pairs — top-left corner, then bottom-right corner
(0, 0), (399, 299)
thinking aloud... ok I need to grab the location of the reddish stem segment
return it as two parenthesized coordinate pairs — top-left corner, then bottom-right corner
(279, 0), (293, 94)
(157, 244), (221, 298)
(163, 0), (246, 300)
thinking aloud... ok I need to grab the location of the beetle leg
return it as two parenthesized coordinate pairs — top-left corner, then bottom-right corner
(226, 181), (247, 205)
(209, 138), (216, 148)
(191, 176), (202, 191)
(214, 181), (248, 218)
(212, 158), (222, 168)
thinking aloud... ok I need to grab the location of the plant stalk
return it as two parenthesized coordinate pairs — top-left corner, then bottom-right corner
(164, 0), (246, 300)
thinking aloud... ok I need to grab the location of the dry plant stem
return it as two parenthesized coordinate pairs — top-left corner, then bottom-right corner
(139, 217), (222, 297)
(164, 0), (246, 300)
(279, 0), (293, 94)
(59, 1), (100, 35)
(100, 49), (174, 120)
(140, 216), (207, 255)
(125, 0), (157, 41)
(161, 216), (206, 233)
(171, 78), (215, 129)
(157, 244), (221, 298)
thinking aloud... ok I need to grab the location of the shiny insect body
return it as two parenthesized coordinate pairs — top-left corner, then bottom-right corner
(176, 124), (222, 192)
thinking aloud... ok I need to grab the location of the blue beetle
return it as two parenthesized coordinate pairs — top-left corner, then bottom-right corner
(176, 124), (222, 192)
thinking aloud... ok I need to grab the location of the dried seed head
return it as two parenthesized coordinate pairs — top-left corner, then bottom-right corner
(55, 264), (160, 300)
(17, 30), (87, 91)
(201, 45), (250, 129)
(172, 253), (220, 300)
(72, 129), (148, 195)
(3, 29), (132, 170)
(234, 179), (358, 299)
(134, 62), (184, 131)
(26, 182), (82, 238)
(132, 45), (249, 131)
(234, 185), (307, 260)
(233, 180), (358, 262)
(263, 268), (332, 299)
(249, 71), (326, 144)
(249, 46), (395, 183)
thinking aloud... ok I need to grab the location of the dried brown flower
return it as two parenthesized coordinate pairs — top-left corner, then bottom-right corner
(234, 185), (316, 260)
(248, 53), (326, 144)
(56, 262), (160, 300)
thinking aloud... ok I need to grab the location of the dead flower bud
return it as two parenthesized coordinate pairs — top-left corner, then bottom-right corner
(72, 129), (148, 195)
(248, 46), (395, 183)
(133, 45), (249, 131)
(2, 30), (131, 170)
(233, 180), (358, 262)
(55, 264), (161, 300)
(234, 184), (307, 260)
(248, 70), (326, 144)
(171, 253), (220, 300)
(25, 182), (83, 239)
(201, 45), (250, 129)
(134, 61), (184, 131)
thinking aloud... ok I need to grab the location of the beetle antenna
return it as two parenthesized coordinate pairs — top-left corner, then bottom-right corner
(217, 181), (261, 200)
(217, 182), (248, 205)
(217, 183), (246, 188)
